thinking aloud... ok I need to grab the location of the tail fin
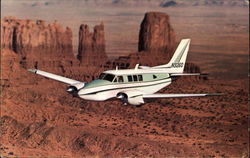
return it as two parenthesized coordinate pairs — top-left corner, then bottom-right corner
(152, 39), (191, 73)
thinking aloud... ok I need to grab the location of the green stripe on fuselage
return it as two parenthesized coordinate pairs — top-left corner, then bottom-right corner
(80, 80), (171, 95)
(84, 73), (170, 89)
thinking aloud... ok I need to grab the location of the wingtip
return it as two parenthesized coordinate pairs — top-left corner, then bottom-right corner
(200, 73), (209, 76)
(206, 93), (223, 96)
(182, 38), (191, 42)
(28, 69), (37, 73)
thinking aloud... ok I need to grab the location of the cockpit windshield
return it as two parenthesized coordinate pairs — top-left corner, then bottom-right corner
(98, 73), (106, 80)
(98, 73), (115, 82)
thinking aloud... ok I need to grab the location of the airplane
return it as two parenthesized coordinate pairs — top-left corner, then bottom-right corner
(28, 39), (221, 106)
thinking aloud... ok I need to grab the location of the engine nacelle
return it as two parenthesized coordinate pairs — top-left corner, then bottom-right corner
(127, 95), (144, 106)
(117, 90), (145, 106)
(66, 82), (85, 96)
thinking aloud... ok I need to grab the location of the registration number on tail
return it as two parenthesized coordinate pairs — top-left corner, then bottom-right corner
(172, 63), (183, 68)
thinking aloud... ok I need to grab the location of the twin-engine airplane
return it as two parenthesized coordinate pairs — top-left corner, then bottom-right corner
(28, 39), (220, 106)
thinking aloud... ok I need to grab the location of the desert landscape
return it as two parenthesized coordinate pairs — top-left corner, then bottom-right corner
(1, 0), (249, 157)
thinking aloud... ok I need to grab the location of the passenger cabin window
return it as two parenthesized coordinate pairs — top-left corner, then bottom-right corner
(138, 75), (143, 81)
(128, 75), (133, 82)
(133, 75), (138, 81)
(153, 75), (157, 79)
(128, 75), (143, 82)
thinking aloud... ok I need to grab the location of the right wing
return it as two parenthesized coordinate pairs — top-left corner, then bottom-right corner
(170, 73), (208, 77)
(143, 93), (222, 98)
(28, 69), (83, 85)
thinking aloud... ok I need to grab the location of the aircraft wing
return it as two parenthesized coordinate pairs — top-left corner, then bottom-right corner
(28, 69), (82, 85)
(143, 93), (222, 98)
(170, 73), (208, 76)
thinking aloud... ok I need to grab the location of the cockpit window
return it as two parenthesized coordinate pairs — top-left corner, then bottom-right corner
(98, 73), (106, 80)
(98, 73), (115, 82)
(117, 76), (124, 82)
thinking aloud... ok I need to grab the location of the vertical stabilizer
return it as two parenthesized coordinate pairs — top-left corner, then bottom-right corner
(152, 39), (191, 73)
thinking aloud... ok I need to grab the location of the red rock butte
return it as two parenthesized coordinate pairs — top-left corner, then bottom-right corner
(78, 22), (107, 66)
(138, 12), (176, 55)
(1, 17), (73, 57)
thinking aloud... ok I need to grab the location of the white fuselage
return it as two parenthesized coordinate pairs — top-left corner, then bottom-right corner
(28, 39), (218, 106)
(78, 69), (172, 101)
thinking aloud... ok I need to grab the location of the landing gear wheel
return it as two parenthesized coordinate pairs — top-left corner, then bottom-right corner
(117, 93), (128, 105)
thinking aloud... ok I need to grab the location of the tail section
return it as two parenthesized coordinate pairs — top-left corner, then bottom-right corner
(152, 39), (191, 73)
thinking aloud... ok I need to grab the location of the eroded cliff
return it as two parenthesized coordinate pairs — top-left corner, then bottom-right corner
(138, 12), (176, 57)
(1, 17), (73, 57)
(77, 22), (107, 66)
(1, 17), (77, 73)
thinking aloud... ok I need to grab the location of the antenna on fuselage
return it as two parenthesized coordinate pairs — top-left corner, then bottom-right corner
(135, 64), (139, 70)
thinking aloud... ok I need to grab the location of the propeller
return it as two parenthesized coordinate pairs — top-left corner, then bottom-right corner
(67, 87), (75, 92)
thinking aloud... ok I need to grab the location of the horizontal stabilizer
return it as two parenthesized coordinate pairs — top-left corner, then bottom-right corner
(170, 73), (208, 76)
(28, 69), (83, 85)
(139, 66), (151, 69)
(143, 93), (222, 98)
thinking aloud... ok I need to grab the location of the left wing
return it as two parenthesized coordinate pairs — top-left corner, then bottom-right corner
(28, 69), (83, 85)
(143, 93), (222, 98)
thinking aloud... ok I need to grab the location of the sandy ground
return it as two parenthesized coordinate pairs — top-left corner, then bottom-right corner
(0, 49), (248, 157)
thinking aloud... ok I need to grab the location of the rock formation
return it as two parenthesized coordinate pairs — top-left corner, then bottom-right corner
(1, 17), (82, 72)
(1, 16), (108, 82)
(1, 17), (16, 50)
(138, 12), (176, 58)
(77, 22), (107, 66)
(104, 12), (176, 69)
(1, 17), (73, 58)
(104, 12), (201, 78)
